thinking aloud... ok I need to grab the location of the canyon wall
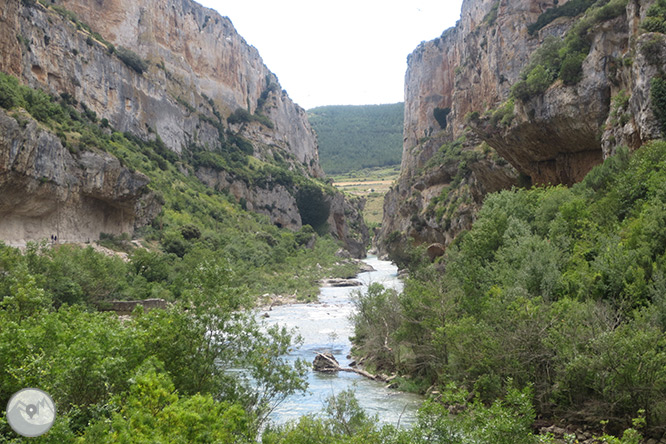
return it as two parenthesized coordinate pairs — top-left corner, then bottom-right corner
(0, 0), (368, 254)
(378, 0), (664, 259)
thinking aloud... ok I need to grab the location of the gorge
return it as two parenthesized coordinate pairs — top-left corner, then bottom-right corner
(2, 0), (666, 442)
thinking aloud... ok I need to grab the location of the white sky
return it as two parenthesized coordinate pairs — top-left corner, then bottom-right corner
(195, 1), (464, 110)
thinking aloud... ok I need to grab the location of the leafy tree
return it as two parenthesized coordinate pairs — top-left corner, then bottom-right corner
(80, 361), (252, 443)
(356, 141), (666, 435)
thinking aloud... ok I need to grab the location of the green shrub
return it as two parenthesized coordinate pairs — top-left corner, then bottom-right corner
(641, 34), (666, 67)
(641, 0), (666, 33)
(116, 46), (148, 74)
(179, 224), (201, 240)
(593, 0), (628, 22)
(489, 99), (514, 127)
(227, 107), (252, 125)
(528, 0), (595, 35)
(559, 51), (586, 85)
(651, 77), (666, 134)
(227, 107), (274, 128)
(642, 16), (666, 33)
(513, 64), (555, 101)
(0, 73), (23, 109)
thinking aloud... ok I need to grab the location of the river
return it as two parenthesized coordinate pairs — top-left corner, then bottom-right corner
(260, 255), (423, 427)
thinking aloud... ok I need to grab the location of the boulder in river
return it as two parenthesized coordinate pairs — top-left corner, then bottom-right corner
(356, 261), (375, 272)
(319, 278), (363, 287)
(313, 352), (340, 372)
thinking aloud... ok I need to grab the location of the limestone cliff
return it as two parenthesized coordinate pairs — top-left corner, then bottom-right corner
(378, 0), (665, 259)
(0, 0), (368, 255)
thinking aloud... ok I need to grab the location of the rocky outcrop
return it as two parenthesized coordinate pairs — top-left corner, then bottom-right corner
(0, 109), (159, 246)
(319, 278), (363, 287)
(379, 0), (665, 257)
(196, 166), (302, 230)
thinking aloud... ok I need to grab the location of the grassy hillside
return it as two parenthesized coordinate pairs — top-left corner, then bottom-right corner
(307, 103), (404, 175)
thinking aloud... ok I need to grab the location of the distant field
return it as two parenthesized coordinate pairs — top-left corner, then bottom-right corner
(330, 166), (400, 226)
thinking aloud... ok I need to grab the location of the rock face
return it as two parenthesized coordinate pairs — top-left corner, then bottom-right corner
(378, 0), (665, 257)
(0, 109), (159, 246)
(0, 0), (368, 254)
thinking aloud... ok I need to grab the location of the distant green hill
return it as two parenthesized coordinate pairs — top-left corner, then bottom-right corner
(307, 103), (404, 175)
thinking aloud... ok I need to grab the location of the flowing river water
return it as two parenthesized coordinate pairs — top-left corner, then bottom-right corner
(260, 255), (423, 427)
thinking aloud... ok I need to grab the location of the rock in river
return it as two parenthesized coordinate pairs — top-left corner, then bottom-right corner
(319, 278), (363, 287)
(313, 353), (340, 372)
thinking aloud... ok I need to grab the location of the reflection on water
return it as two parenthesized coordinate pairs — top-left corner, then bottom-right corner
(260, 255), (422, 427)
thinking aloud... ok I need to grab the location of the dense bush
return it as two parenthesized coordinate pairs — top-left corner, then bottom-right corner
(512, 37), (565, 101)
(356, 142), (666, 435)
(227, 107), (274, 128)
(641, 0), (666, 33)
(263, 385), (550, 444)
(515, 0), (628, 102)
(0, 255), (307, 441)
(651, 77), (666, 133)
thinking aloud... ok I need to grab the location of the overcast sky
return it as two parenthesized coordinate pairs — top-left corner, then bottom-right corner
(195, 0), (464, 110)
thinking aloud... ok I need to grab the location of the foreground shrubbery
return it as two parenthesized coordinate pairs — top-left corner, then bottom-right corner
(355, 142), (666, 438)
(262, 385), (545, 444)
(0, 249), (307, 442)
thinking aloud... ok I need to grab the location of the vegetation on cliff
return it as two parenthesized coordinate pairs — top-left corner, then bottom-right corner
(307, 104), (404, 174)
(353, 142), (666, 440)
(0, 70), (360, 296)
(514, 0), (629, 101)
